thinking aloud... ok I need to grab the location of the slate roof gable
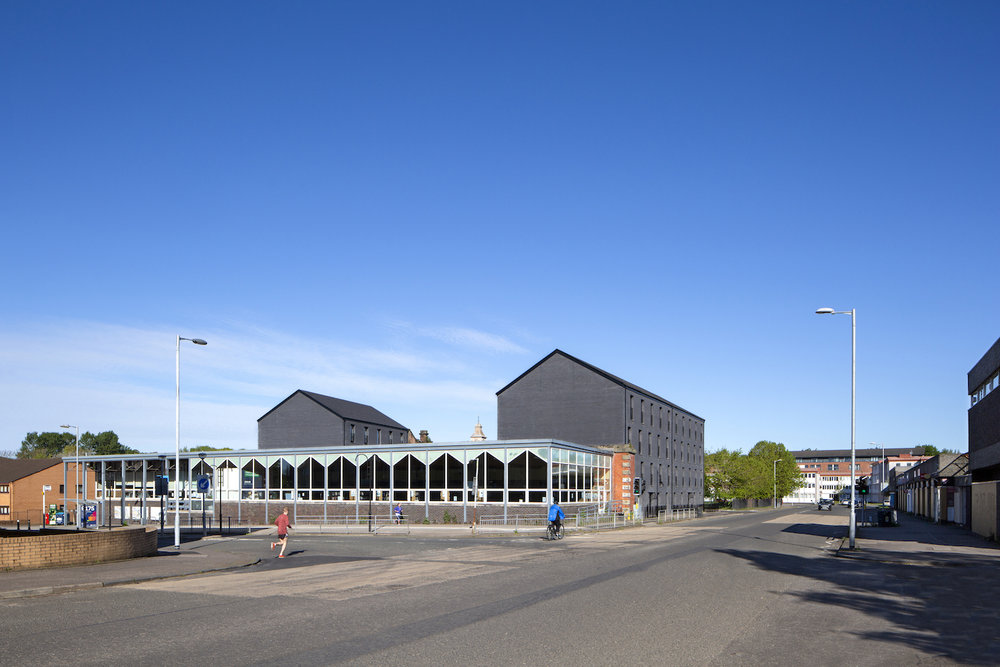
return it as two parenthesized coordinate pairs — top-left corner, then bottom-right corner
(0, 457), (62, 483)
(497, 349), (703, 420)
(258, 390), (408, 431)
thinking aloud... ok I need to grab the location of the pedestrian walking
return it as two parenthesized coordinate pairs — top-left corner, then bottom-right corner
(270, 507), (291, 558)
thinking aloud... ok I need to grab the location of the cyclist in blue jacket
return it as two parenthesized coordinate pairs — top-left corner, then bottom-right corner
(548, 500), (565, 537)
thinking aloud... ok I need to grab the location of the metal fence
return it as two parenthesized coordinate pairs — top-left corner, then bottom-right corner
(293, 515), (411, 535)
(656, 508), (700, 523)
(470, 506), (642, 535)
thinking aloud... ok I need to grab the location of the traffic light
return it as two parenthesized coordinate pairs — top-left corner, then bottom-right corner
(154, 474), (169, 496)
(633, 477), (646, 495)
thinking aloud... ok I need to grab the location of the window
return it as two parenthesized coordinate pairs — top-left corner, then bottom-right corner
(640, 400), (644, 424)
(377, 429), (382, 445)
(0, 485), (8, 493)
(350, 425), (356, 444)
(630, 395), (634, 420)
(364, 427), (369, 445)
(0, 506), (9, 515)
(59, 484), (64, 493)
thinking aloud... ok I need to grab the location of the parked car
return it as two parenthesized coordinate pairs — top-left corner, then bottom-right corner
(817, 498), (834, 511)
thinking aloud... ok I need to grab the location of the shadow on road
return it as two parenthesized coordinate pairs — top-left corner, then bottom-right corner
(716, 547), (1000, 664)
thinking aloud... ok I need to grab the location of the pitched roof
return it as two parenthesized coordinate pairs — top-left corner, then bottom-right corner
(496, 349), (702, 419)
(258, 390), (408, 430)
(0, 457), (63, 483)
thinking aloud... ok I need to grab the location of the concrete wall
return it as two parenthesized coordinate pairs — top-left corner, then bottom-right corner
(971, 481), (1000, 542)
(0, 526), (158, 571)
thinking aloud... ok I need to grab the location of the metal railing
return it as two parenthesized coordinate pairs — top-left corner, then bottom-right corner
(292, 515), (411, 535)
(471, 507), (643, 535)
(656, 508), (699, 523)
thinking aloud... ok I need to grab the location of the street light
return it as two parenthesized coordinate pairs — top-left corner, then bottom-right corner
(816, 306), (856, 549)
(199, 452), (207, 538)
(176, 335), (207, 549)
(773, 459), (782, 508)
(60, 425), (80, 529)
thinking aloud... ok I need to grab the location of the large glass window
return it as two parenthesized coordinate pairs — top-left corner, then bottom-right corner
(268, 458), (295, 500)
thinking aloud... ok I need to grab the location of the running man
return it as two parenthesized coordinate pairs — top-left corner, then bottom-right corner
(270, 507), (291, 558)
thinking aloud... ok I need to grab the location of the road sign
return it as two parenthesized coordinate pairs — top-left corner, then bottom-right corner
(196, 474), (211, 493)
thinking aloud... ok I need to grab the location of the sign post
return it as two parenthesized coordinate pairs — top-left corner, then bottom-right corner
(42, 484), (52, 524)
(196, 474), (211, 537)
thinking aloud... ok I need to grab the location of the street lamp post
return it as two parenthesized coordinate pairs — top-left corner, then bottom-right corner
(158, 455), (166, 534)
(176, 335), (207, 549)
(773, 459), (782, 508)
(816, 307), (856, 549)
(60, 425), (80, 529)
(353, 453), (362, 524)
(199, 452), (207, 538)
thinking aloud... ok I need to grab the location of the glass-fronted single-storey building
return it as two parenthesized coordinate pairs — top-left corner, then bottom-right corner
(66, 439), (616, 526)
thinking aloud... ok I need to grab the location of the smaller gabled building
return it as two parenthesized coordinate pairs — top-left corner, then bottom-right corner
(258, 390), (410, 450)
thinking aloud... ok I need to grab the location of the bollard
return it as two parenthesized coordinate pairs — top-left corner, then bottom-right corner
(16, 520), (20, 531)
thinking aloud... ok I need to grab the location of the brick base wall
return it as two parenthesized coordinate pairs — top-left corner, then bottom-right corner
(0, 527), (158, 572)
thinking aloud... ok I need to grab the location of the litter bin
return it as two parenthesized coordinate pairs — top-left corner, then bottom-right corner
(877, 508), (896, 526)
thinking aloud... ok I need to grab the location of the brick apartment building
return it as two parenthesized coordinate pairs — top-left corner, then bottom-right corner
(0, 457), (91, 525)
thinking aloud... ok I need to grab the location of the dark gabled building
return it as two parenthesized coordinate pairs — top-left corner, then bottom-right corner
(969, 336), (1000, 483)
(258, 390), (410, 450)
(496, 349), (705, 512)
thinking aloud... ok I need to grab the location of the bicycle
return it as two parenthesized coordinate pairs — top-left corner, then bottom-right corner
(546, 521), (563, 540)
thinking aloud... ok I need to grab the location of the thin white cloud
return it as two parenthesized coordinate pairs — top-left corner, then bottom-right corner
(389, 321), (529, 354)
(0, 319), (526, 454)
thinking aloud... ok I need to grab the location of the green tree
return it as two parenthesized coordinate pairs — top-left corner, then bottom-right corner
(79, 431), (139, 455)
(182, 445), (233, 452)
(18, 431), (76, 458)
(20, 430), (138, 457)
(705, 449), (744, 501)
(747, 440), (804, 500)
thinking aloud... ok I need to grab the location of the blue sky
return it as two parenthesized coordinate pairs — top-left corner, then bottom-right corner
(2, 3), (997, 456)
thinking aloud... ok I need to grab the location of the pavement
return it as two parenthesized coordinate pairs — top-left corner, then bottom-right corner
(834, 508), (1000, 566)
(3, 509), (999, 600)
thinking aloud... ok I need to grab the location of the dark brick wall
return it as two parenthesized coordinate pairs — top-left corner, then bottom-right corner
(259, 392), (345, 449)
(970, 389), (1000, 480)
(258, 393), (409, 450)
(498, 353), (624, 445)
(497, 352), (706, 510)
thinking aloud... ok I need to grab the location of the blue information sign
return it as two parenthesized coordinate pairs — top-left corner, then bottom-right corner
(196, 474), (211, 493)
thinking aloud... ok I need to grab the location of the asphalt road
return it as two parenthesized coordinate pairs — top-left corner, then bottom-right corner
(2, 507), (997, 666)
